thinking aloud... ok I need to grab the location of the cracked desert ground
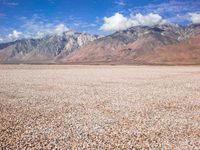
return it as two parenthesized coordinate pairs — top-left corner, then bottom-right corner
(0, 65), (200, 149)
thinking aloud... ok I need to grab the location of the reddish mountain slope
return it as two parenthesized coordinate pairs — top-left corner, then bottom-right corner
(64, 24), (200, 64)
(1, 24), (200, 64)
(64, 34), (180, 64)
(136, 35), (200, 65)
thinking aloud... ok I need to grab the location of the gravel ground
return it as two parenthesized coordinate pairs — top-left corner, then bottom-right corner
(0, 65), (200, 149)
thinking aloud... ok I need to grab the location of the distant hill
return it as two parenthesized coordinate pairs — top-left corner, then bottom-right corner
(0, 31), (98, 63)
(135, 35), (200, 65)
(64, 24), (200, 65)
(0, 24), (200, 65)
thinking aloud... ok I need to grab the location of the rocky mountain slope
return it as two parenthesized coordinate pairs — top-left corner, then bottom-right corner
(0, 31), (98, 63)
(0, 23), (200, 64)
(65, 24), (200, 64)
(135, 35), (200, 65)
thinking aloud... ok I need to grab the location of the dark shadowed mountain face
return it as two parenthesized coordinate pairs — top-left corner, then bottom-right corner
(0, 31), (98, 63)
(0, 23), (200, 64)
(65, 24), (200, 64)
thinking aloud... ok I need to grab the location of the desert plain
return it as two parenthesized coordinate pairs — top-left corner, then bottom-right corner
(0, 65), (200, 149)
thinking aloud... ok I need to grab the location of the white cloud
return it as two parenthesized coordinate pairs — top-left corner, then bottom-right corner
(132, 1), (200, 16)
(35, 31), (46, 38)
(189, 13), (200, 24)
(100, 13), (136, 31)
(3, 22), (70, 43)
(17, 14), (70, 38)
(115, 0), (125, 6)
(8, 30), (23, 39)
(0, 37), (3, 42)
(100, 13), (166, 31)
(33, 23), (69, 38)
(2, 2), (19, 6)
(133, 13), (165, 26)
(54, 23), (69, 35)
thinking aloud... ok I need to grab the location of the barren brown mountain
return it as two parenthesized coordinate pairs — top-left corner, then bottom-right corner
(0, 24), (200, 64)
(65, 34), (176, 64)
(136, 35), (200, 64)
(65, 24), (200, 64)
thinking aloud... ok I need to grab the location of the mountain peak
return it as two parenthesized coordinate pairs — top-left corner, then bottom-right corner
(64, 23), (200, 64)
(0, 30), (98, 63)
(0, 23), (200, 64)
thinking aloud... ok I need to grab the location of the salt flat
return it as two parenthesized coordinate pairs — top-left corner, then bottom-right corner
(0, 65), (200, 149)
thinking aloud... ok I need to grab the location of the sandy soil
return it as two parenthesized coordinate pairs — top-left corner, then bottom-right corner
(0, 65), (200, 149)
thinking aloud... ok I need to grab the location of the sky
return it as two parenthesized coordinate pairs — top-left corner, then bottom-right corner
(0, 0), (200, 43)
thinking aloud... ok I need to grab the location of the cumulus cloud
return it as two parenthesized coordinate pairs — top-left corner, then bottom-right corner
(54, 23), (69, 35)
(16, 14), (70, 39)
(100, 13), (166, 31)
(8, 30), (23, 39)
(189, 13), (200, 24)
(133, 13), (165, 26)
(100, 13), (135, 31)
(34, 23), (69, 37)
(2, 22), (70, 43)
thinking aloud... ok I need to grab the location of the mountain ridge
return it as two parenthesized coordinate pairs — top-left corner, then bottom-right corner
(0, 23), (200, 64)
(64, 23), (200, 64)
(0, 30), (98, 63)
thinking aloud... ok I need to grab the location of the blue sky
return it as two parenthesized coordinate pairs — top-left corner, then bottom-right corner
(0, 0), (200, 42)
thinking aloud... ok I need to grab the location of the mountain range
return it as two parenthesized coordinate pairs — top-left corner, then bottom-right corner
(0, 31), (98, 63)
(0, 24), (200, 65)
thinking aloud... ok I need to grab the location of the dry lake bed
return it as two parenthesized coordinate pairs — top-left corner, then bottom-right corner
(0, 65), (200, 149)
